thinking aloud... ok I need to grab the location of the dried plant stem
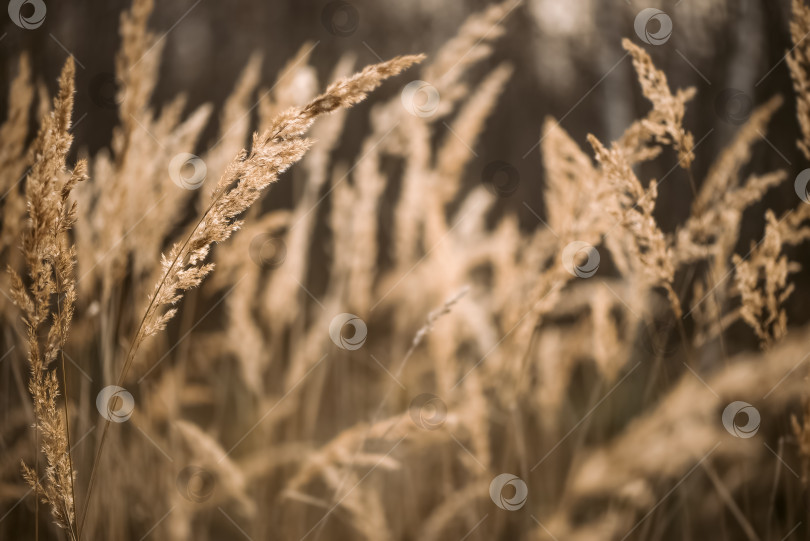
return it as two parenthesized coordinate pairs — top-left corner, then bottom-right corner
(54, 272), (78, 540)
(306, 287), (470, 539)
(34, 428), (38, 541)
(78, 189), (221, 537)
(683, 165), (727, 363)
(58, 357), (76, 535)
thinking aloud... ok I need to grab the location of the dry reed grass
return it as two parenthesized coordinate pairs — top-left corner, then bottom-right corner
(2, 0), (810, 539)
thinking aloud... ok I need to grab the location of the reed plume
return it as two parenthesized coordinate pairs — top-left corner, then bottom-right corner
(8, 58), (85, 540)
